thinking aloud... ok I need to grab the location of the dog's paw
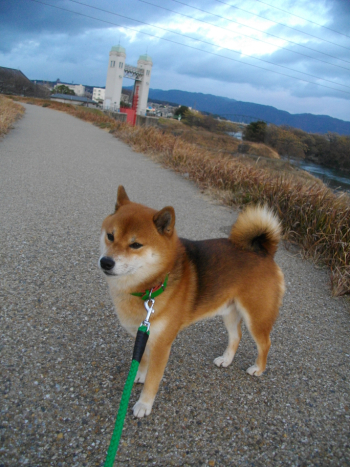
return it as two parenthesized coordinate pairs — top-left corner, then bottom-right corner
(133, 401), (152, 418)
(246, 364), (263, 376)
(134, 369), (146, 384)
(214, 355), (232, 368)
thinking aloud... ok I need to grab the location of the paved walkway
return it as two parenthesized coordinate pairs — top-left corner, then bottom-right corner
(1, 104), (349, 466)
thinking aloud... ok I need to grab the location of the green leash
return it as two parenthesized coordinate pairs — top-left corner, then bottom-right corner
(104, 289), (159, 467)
(103, 276), (168, 466)
(103, 324), (150, 467)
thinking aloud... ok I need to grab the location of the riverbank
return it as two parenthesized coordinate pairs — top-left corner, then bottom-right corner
(245, 121), (350, 174)
(4, 96), (350, 296)
(286, 157), (350, 193)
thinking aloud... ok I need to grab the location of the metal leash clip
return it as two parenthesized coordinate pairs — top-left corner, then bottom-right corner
(142, 298), (155, 331)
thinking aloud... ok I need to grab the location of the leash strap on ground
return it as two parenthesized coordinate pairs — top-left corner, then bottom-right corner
(104, 325), (149, 467)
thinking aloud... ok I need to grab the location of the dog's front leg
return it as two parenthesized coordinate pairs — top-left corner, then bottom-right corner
(133, 334), (174, 418)
(134, 346), (149, 383)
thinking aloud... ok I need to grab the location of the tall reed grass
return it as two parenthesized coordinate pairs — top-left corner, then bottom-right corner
(109, 122), (350, 296)
(0, 95), (25, 137)
(9, 97), (350, 295)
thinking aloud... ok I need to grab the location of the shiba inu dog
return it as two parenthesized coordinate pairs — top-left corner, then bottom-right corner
(99, 186), (285, 418)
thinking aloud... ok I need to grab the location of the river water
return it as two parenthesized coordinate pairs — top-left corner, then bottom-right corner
(227, 133), (350, 192)
(286, 158), (350, 193)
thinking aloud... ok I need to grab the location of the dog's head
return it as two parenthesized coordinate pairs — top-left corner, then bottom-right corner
(99, 186), (177, 287)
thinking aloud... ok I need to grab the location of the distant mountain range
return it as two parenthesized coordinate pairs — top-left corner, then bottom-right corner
(147, 88), (350, 136)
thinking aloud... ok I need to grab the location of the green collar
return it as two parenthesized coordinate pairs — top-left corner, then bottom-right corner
(131, 274), (169, 301)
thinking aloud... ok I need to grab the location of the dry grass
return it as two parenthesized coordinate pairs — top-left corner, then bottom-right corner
(158, 123), (240, 153)
(0, 95), (25, 137)
(158, 119), (279, 160)
(109, 122), (350, 296)
(238, 141), (280, 159)
(7, 96), (350, 296)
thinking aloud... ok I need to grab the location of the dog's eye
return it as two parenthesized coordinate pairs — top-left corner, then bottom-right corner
(107, 233), (114, 242)
(129, 242), (143, 249)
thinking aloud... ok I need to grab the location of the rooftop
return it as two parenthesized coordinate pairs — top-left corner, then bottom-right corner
(111, 45), (126, 54)
(138, 54), (152, 63)
(51, 94), (96, 103)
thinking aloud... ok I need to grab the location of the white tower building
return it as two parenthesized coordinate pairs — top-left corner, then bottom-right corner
(135, 54), (153, 116)
(104, 45), (126, 111)
(103, 46), (153, 117)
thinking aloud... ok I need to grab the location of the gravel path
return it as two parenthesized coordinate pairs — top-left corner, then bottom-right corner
(1, 104), (349, 467)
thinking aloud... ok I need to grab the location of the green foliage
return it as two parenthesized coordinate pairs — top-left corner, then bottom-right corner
(323, 133), (350, 170)
(265, 124), (350, 170)
(174, 105), (189, 118)
(52, 85), (75, 96)
(243, 121), (267, 143)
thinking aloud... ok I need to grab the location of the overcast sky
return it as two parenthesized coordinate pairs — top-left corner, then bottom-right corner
(1, 0), (350, 121)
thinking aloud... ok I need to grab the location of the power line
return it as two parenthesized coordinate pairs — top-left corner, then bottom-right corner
(65, 0), (350, 90)
(213, 0), (350, 51)
(28, 0), (350, 96)
(251, 0), (350, 39)
(169, 0), (350, 65)
(136, 0), (350, 72)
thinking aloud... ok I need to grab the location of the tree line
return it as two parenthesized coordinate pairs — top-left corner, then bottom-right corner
(243, 121), (350, 171)
(51, 85), (76, 96)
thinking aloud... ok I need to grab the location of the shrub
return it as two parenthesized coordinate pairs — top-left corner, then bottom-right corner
(174, 105), (189, 119)
(243, 121), (267, 143)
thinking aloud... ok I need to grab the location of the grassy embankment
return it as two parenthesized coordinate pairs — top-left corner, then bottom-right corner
(7, 96), (350, 296)
(0, 95), (25, 137)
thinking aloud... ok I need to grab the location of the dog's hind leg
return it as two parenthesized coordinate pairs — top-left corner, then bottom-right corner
(214, 305), (242, 368)
(236, 299), (273, 376)
(245, 330), (271, 376)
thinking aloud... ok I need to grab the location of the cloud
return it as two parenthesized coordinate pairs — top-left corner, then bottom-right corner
(0, 0), (349, 120)
(326, 0), (350, 34)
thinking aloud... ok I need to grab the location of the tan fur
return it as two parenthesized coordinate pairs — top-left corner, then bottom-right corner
(230, 205), (281, 256)
(99, 187), (285, 418)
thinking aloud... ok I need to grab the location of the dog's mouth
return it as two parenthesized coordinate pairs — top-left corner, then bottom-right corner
(102, 270), (117, 276)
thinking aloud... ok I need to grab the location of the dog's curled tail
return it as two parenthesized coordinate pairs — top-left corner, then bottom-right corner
(229, 205), (282, 256)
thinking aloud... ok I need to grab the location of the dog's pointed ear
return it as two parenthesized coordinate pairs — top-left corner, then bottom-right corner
(153, 207), (175, 236)
(115, 185), (130, 211)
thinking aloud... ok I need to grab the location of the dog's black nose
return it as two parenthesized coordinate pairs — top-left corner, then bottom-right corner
(100, 256), (115, 271)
